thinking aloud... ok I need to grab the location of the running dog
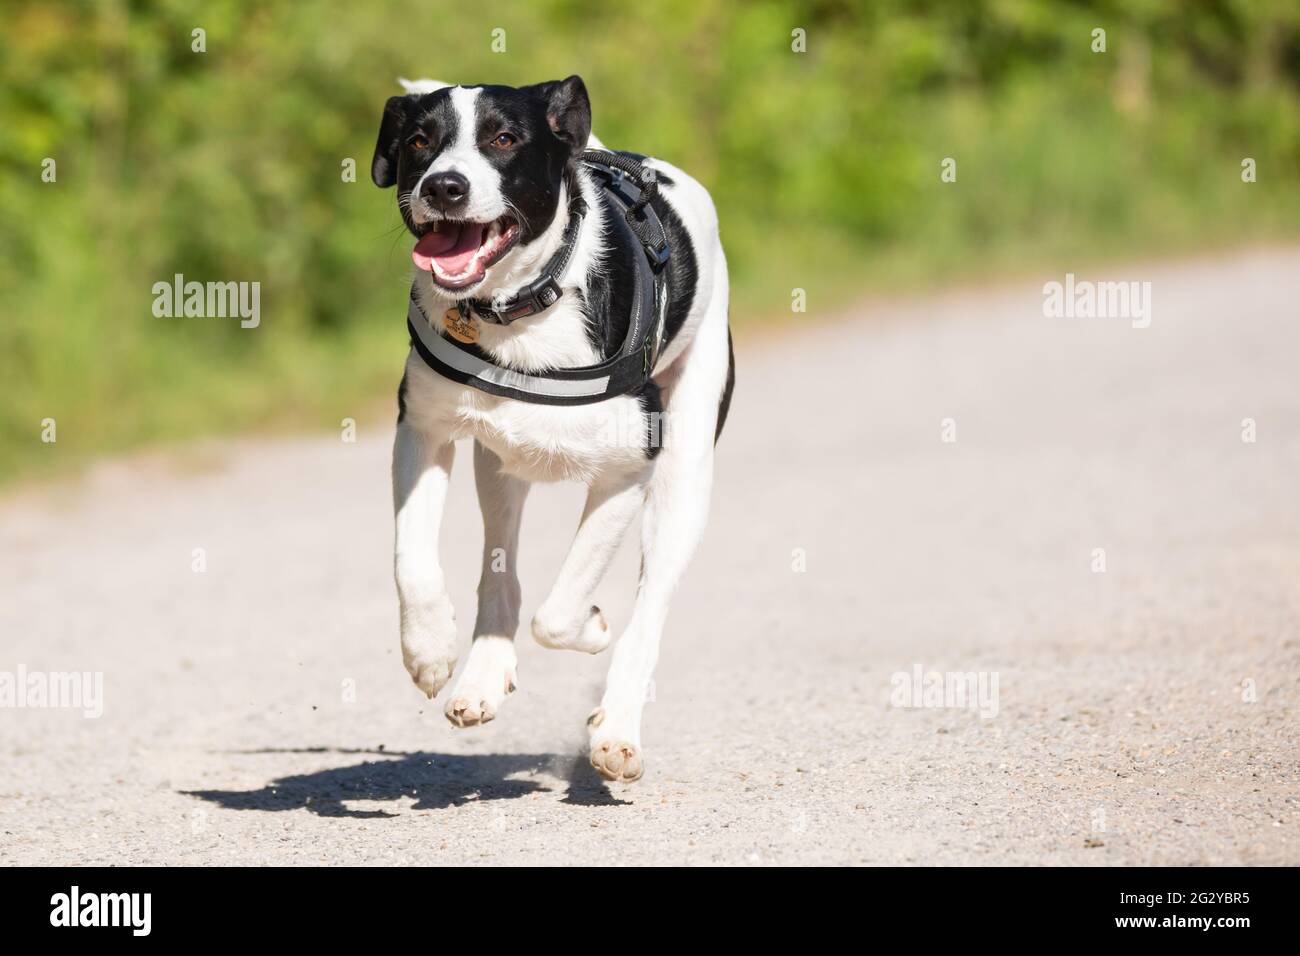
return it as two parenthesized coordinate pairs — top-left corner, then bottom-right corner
(371, 76), (733, 782)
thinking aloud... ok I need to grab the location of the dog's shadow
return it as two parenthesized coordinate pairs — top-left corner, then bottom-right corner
(183, 748), (630, 818)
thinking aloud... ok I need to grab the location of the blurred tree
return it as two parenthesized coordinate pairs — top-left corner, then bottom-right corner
(2, 0), (1298, 478)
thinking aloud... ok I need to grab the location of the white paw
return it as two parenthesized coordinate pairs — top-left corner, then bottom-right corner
(408, 657), (456, 698)
(444, 636), (517, 728)
(400, 599), (458, 699)
(587, 707), (644, 783)
(532, 604), (612, 654)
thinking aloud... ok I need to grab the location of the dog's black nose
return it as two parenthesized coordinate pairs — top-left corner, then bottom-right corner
(422, 171), (470, 210)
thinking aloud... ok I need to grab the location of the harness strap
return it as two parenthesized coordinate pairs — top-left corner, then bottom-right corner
(580, 149), (671, 268)
(407, 290), (655, 406)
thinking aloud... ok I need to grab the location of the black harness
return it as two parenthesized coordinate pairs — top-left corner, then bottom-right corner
(406, 149), (671, 406)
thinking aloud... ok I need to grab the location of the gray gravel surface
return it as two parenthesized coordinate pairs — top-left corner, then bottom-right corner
(1, 249), (1297, 865)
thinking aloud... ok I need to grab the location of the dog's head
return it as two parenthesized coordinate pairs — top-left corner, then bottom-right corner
(371, 77), (591, 294)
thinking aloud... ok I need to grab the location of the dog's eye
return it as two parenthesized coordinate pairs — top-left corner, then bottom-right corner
(407, 134), (430, 151)
(490, 132), (517, 149)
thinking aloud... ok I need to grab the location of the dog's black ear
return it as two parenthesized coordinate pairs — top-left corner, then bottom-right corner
(526, 76), (591, 156)
(371, 95), (414, 188)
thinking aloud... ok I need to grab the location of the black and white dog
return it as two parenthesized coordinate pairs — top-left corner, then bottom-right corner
(371, 76), (733, 782)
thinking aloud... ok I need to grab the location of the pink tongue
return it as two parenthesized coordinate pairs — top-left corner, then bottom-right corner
(412, 222), (487, 274)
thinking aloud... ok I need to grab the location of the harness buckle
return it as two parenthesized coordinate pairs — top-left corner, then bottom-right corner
(646, 239), (671, 270)
(528, 275), (563, 311)
(483, 273), (559, 325)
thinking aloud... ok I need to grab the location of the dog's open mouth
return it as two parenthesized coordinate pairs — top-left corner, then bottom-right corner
(412, 216), (520, 290)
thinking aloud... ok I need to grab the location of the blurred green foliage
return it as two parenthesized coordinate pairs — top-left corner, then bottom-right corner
(3, 0), (1299, 480)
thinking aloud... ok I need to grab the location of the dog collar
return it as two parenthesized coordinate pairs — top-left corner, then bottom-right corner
(405, 149), (671, 406)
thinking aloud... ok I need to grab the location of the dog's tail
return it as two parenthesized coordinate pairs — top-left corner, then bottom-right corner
(397, 78), (451, 94)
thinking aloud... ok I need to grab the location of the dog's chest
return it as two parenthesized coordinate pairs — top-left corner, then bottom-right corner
(402, 354), (650, 483)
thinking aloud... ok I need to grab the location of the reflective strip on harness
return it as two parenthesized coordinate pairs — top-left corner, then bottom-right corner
(408, 297), (612, 399)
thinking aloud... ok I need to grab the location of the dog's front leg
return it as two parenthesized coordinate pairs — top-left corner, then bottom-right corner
(589, 323), (730, 783)
(531, 468), (649, 654)
(586, 448), (712, 784)
(445, 442), (530, 727)
(392, 420), (458, 698)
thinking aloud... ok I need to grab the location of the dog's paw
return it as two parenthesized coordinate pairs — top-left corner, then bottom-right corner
(400, 597), (458, 698)
(406, 657), (456, 699)
(531, 604), (611, 654)
(589, 739), (644, 783)
(587, 707), (644, 783)
(444, 636), (517, 728)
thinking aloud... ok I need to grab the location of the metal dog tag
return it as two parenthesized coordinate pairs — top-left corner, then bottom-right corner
(443, 308), (479, 345)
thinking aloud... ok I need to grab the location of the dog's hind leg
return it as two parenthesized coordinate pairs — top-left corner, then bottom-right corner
(393, 422), (458, 699)
(446, 442), (531, 727)
(531, 467), (649, 654)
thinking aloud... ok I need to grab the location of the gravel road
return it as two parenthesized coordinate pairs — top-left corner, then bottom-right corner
(2, 249), (1297, 865)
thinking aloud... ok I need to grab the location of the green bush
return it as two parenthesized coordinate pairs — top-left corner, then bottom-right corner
(3, 0), (1299, 480)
